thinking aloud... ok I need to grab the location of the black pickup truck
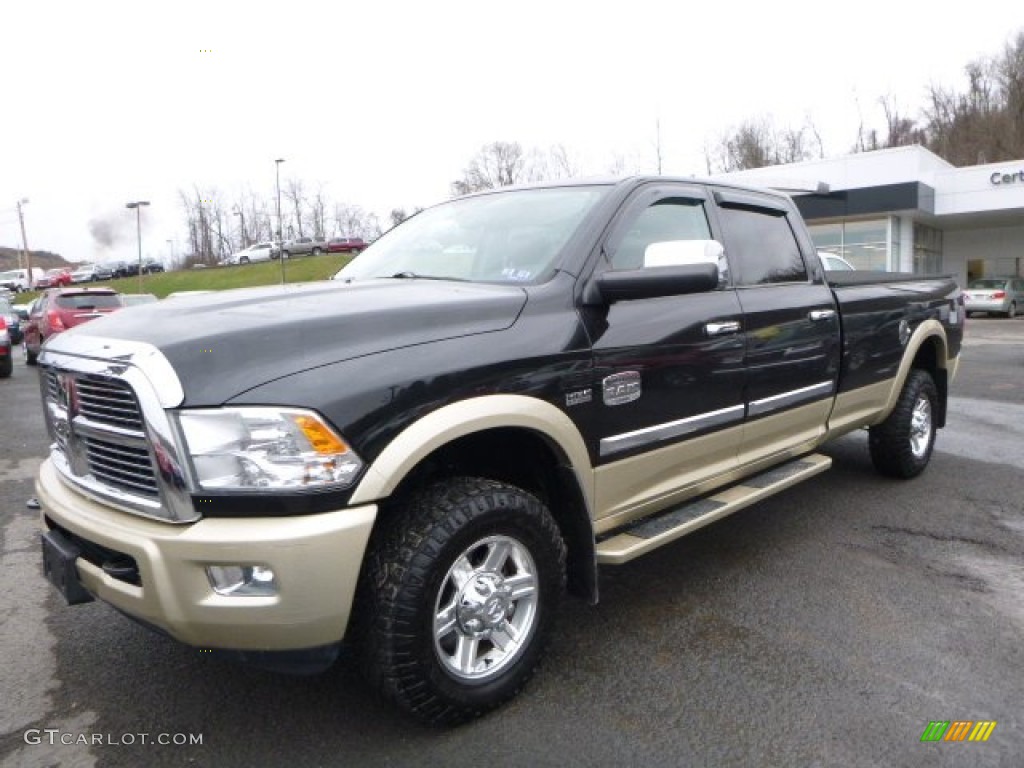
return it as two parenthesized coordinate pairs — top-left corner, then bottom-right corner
(35, 177), (962, 724)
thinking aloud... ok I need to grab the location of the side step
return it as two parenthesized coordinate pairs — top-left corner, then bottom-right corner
(595, 453), (832, 564)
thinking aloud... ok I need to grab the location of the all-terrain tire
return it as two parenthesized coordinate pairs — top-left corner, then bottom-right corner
(869, 369), (938, 479)
(362, 477), (566, 725)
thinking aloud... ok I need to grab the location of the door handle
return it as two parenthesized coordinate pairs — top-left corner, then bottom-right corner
(705, 320), (741, 336)
(808, 309), (836, 322)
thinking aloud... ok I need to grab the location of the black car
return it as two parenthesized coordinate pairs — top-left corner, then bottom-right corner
(108, 261), (140, 279)
(142, 260), (165, 274)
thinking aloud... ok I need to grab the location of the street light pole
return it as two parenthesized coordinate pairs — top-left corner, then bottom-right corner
(16, 199), (32, 287)
(125, 201), (150, 293)
(275, 158), (285, 284)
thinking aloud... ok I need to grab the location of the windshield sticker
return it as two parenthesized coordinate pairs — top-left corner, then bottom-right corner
(501, 268), (533, 281)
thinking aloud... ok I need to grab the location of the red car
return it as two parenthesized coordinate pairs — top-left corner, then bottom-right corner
(24, 287), (123, 365)
(36, 268), (74, 289)
(327, 237), (369, 254)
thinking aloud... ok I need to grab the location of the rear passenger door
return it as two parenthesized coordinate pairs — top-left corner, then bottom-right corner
(711, 189), (840, 465)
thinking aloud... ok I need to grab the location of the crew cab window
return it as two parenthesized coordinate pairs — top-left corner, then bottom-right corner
(717, 205), (808, 286)
(609, 199), (713, 271)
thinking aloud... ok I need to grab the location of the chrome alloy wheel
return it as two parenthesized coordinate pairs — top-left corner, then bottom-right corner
(433, 535), (538, 682)
(909, 396), (933, 458)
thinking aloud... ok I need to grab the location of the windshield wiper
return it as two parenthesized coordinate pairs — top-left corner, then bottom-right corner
(385, 272), (468, 282)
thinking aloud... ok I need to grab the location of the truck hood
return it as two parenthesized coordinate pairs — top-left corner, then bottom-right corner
(60, 279), (527, 405)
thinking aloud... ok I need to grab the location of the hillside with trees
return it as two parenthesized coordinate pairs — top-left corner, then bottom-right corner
(713, 31), (1024, 172)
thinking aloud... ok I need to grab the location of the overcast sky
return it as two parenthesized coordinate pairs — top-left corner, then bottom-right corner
(1, 1), (1021, 265)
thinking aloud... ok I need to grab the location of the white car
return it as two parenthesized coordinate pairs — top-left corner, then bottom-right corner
(227, 242), (279, 265)
(818, 251), (856, 271)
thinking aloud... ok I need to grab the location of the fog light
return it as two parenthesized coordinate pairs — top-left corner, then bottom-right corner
(206, 564), (278, 596)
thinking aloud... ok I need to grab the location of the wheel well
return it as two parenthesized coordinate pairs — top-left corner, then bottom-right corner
(911, 336), (948, 428)
(378, 428), (597, 603)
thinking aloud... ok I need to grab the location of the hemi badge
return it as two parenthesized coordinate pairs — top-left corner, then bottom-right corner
(566, 389), (593, 407)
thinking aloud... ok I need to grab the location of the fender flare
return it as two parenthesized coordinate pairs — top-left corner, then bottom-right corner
(348, 394), (595, 512)
(871, 319), (950, 426)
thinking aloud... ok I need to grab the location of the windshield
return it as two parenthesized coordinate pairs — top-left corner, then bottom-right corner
(336, 185), (610, 284)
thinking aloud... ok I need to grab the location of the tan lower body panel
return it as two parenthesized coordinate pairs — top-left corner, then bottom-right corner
(826, 380), (893, 439)
(36, 459), (376, 651)
(594, 424), (742, 531)
(596, 453), (832, 564)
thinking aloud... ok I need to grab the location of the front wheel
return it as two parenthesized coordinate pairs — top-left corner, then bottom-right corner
(311, 247), (322, 256)
(363, 477), (566, 725)
(869, 369), (938, 478)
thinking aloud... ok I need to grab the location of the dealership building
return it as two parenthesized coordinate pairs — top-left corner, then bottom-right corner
(720, 145), (1024, 287)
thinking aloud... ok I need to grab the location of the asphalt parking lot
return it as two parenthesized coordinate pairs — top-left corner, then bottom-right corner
(1, 317), (1022, 767)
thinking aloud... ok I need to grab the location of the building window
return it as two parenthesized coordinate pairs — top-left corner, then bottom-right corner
(808, 219), (888, 271)
(913, 223), (943, 274)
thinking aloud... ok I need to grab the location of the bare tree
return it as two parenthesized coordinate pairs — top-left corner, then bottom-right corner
(308, 184), (328, 239)
(710, 116), (815, 172)
(333, 203), (379, 239)
(283, 178), (306, 238)
(389, 209), (409, 228)
(451, 141), (531, 195)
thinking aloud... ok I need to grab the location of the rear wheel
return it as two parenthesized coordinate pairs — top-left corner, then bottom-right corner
(282, 251), (291, 259)
(1007, 302), (1017, 319)
(25, 340), (38, 366)
(363, 477), (566, 725)
(311, 247), (322, 256)
(0, 355), (12, 378)
(869, 369), (937, 479)
(239, 256), (250, 264)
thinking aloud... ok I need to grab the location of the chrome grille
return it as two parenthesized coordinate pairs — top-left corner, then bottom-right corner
(75, 377), (144, 430)
(39, 336), (198, 523)
(44, 369), (160, 501)
(84, 437), (159, 496)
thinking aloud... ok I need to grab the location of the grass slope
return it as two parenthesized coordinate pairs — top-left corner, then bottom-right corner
(18, 253), (352, 303)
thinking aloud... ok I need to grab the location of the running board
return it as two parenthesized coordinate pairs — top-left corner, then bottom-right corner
(595, 453), (832, 565)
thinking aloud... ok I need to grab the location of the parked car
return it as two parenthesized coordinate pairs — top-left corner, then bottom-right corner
(0, 295), (24, 345)
(0, 314), (11, 378)
(818, 251), (856, 271)
(327, 237), (369, 254)
(36, 268), (73, 289)
(69, 264), (114, 283)
(23, 287), (123, 365)
(120, 293), (159, 308)
(142, 260), (165, 274)
(279, 236), (328, 258)
(963, 277), (1024, 318)
(107, 260), (140, 279)
(0, 267), (45, 293)
(227, 242), (278, 265)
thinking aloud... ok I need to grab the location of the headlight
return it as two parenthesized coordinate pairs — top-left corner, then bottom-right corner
(177, 407), (364, 491)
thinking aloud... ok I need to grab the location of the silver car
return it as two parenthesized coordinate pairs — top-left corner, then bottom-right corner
(964, 277), (1024, 318)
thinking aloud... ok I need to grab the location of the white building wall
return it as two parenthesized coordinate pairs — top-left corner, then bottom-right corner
(945, 226), (1024, 280)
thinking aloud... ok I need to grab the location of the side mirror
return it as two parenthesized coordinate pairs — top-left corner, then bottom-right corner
(595, 262), (719, 304)
(643, 239), (724, 269)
